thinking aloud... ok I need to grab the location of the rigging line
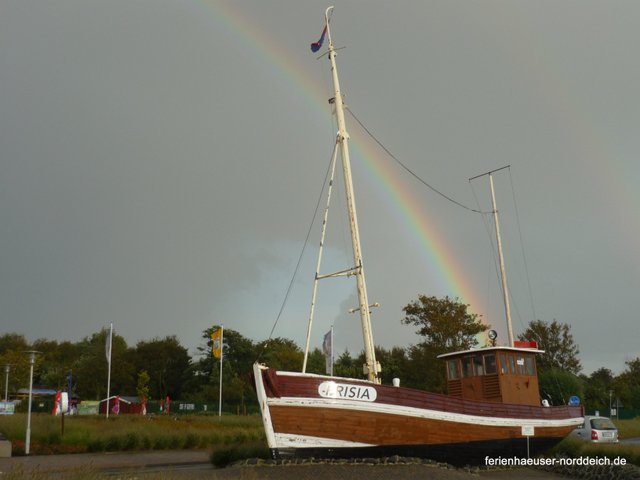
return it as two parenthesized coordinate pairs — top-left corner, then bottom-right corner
(470, 181), (502, 295)
(255, 143), (339, 363)
(508, 168), (537, 322)
(346, 106), (488, 214)
(470, 179), (527, 334)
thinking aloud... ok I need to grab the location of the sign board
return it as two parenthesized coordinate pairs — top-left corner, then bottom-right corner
(0, 401), (15, 415)
(318, 381), (377, 402)
(569, 396), (580, 406)
(521, 425), (535, 437)
(76, 401), (99, 415)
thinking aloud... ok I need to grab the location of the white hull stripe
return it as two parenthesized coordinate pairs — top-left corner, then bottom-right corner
(268, 396), (583, 429)
(275, 433), (373, 449)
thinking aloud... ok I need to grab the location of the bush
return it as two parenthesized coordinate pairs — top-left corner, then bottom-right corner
(87, 437), (105, 452)
(104, 435), (123, 452)
(123, 432), (139, 450)
(210, 441), (270, 468)
(183, 433), (199, 449)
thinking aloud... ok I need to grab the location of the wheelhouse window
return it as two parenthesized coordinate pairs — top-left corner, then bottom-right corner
(508, 355), (516, 374)
(484, 354), (497, 375)
(473, 355), (484, 376)
(461, 356), (474, 377)
(525, 356), (536, 376)
(516, 356), (526, 375)
(499, 353), (507, 374)
(447, 359), (460, 380)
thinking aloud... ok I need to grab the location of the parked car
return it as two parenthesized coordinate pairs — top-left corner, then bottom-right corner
(570, 415), (619, 443)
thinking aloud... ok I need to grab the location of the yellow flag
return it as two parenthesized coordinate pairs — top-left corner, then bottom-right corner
(211, 328), (223, 359)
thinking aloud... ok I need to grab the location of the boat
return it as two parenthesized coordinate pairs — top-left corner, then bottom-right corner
(253, 6), (583, 465)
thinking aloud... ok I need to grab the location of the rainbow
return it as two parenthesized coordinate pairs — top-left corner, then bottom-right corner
(197, 1), (488, 319)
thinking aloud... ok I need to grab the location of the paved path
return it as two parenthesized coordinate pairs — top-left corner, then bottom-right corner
(0, 449), (210, 475)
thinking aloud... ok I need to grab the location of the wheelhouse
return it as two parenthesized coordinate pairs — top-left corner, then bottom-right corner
(437, 342), (543, 406)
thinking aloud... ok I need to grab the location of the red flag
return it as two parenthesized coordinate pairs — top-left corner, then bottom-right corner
(52, 391), (61, 415)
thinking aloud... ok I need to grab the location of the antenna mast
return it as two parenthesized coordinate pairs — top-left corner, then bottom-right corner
(470, 166), (514, 347)
(324, 7), (380, 382)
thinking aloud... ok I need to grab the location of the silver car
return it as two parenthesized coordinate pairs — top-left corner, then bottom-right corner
(571, 416), (619, 443)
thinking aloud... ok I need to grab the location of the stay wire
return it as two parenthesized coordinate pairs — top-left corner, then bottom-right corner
(255, 143), (340, 363)
(469, 173), (526, 334)
(346, 106), (488, 214)
(508, 168), (537, 323)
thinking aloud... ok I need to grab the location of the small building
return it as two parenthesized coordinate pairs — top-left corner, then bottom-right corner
(99, 396), (145, 414)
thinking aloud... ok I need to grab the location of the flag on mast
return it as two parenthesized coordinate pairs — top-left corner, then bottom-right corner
(105, 324), (113, 364)
(105, 323), (113, 419)
(310, 25), (327, 53)
(323, 327), (333, 375)
(211, 326), (224, 416)
(211, 328), (223, 359)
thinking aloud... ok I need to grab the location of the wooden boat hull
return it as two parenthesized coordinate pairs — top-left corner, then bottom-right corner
(253, 363), (583, 465)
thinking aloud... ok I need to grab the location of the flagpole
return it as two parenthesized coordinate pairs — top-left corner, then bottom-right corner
(105, 323), (112, 419)
(330, 324), (334, 376)
(218, 325), (223, 417)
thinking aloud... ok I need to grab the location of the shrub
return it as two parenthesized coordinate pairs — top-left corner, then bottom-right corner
(123, 432), (139, 450)
(87, 437), (105, 452)
(210, 441), (270, 468)
(104, 435), (123, 452)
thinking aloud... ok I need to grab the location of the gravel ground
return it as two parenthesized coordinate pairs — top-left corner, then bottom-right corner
(0, 451), (568, 479)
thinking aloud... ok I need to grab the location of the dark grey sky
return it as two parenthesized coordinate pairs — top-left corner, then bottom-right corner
(1, 1), (638, 375)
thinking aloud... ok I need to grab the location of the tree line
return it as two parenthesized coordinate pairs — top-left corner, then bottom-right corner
(1, 295), (638, 413)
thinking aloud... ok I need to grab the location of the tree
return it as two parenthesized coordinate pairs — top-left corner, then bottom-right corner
(334, 350), (358, 378)
(31, 339), (81, 391)
(73, 329), (135, 400)
(184, 326), (258, 409)
(614, 357), (640, 409)
(354, 346), (410, 386)
(517, 320), (581, 374)
(402, 296), (488, 352)
(0, 333), (29, 354)
(136, 370), (150, 404)
(539, 367), (584, 406)
(304, 348), (326, 375)
(133, 336), (191, 399)
(0, 349), (34, 397)
(583, 368), (614, 411)
(401, 295), (488, 393)
(256, 338), (303, 372)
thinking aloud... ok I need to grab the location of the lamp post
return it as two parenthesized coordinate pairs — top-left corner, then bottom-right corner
(609, 389), (613, 416)
(3, 364), (11, 402)
(24, 351), (40, 456)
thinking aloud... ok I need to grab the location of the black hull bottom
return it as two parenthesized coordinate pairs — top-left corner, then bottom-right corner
(272, 437), (562, 466)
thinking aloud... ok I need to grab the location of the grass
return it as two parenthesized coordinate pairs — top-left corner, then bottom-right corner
(210, 440), (270, 468)
(548, 416), (640, 466)
(0, 413), (265, 456)
(550, 431), (640, 467)
(614, 417), (640, 439)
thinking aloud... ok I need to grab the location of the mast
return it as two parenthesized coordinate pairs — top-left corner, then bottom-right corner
(470, 166), (514, 347)
(324, 7), (380, 383)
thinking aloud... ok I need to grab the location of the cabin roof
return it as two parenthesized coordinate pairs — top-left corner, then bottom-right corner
(436, 345), (545, 359)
